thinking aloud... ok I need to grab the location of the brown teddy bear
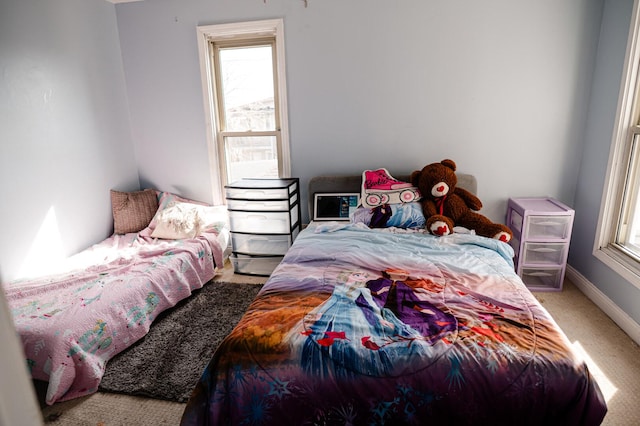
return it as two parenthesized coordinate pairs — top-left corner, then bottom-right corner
(410, 159), (513, 242)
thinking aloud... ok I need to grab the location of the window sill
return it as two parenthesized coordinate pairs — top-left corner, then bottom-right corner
(593, 244), (640, 291)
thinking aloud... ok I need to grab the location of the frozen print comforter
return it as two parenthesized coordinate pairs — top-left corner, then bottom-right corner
(181, 223), (606, 425)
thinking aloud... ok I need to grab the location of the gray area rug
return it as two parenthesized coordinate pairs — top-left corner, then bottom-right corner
(98, 281), (262, 403)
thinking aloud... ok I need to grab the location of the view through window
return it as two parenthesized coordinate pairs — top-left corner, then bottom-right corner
(216, 43), (280, 184)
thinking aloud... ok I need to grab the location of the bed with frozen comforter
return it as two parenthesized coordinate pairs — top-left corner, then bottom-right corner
(4, 189), (229, 405)
(180, 174), (607, 425)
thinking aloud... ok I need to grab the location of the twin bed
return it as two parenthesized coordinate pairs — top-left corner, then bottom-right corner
(5, 189), (229, 406)
(180, 173), (607, 425)
(4, 174), (608, 424)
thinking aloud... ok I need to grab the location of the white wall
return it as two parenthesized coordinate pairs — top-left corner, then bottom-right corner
(0, 0), (138, 418)
(115, 0), (603, 224)
(0, 0), (139, 282)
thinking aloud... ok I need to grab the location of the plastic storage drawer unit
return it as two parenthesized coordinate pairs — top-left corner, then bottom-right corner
(506, 197), (574, 292)
(226, 178), (301, 276)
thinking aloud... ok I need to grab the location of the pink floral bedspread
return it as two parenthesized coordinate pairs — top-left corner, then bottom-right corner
(5, 230), (223, 405)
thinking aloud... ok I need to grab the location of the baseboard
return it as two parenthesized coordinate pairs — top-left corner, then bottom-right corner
(565, 265), (640, 346)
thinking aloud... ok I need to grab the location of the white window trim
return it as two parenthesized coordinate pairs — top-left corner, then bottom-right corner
(594, 0), (640, 290)
(196, 19), (291, 204)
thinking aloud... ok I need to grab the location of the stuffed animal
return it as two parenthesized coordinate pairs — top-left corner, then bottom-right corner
(410, 159), (513, 242)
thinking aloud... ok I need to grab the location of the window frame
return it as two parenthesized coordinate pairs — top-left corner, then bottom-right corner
(196, 19), (291, 204)
(594, 0), (640, 290)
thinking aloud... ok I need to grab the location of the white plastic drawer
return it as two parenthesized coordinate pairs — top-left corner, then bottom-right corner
(231, 232), (294, 255)
(520, 267), (563, 290)
(524, 215), (572, 240)
(229, 209), (296, 234)
(226, 182), (297, 200)
(521, 242), (567, 265)
(231, 254), (283, 276)
(227, 194), (298, 212)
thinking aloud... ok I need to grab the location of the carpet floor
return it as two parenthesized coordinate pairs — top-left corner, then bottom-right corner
(40, 264), (640, 425)
(98, 281), (262, 402)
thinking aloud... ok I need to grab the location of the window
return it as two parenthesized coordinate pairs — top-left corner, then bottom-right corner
(595, 2), (640, 289)
(196, 20), (291, 204)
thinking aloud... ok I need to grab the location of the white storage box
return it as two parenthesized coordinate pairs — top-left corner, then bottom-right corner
(506, 197), (574, 292)
(226, 178), (301, 276)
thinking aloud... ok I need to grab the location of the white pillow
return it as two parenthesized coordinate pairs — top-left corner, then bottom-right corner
(150, 201), (228, 240)
(151, 201), (204, 239)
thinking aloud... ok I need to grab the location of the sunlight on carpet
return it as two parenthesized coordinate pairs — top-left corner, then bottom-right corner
(572, 341), (618, 402)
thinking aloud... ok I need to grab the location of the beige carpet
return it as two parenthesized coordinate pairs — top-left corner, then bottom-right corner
(40, 263), (640, 425)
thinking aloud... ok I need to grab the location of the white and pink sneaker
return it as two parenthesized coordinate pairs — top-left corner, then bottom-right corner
(361, 168), (422, 207)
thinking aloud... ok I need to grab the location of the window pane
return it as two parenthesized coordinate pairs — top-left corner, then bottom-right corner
(219, 46), (275, 132)
(224, 135), (279, 183)
(616, 132), (640, 257)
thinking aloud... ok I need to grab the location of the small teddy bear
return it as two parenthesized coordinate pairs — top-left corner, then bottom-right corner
(410, 159), (513, 242)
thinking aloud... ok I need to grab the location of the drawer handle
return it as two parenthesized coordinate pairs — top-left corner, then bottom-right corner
(531, 248), (559, 253)
(525, 271), (554, 277)
(533, 220), (564, 226)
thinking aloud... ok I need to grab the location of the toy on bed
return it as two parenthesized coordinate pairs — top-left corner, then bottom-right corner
(4, 188), (229, 405)
(361, 168), (421, 207)
(410, 159), (513, 242)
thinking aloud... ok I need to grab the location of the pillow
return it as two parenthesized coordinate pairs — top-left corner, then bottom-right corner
(146, 191), (206, 232)
(150, 201), (203, 239)
(150, 201), (229, 240)
(111, 189), (159, 234)
(350, 202), (425, 229)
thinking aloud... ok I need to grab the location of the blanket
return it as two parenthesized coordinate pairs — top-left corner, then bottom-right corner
(181, 224), (606, 425)
(6, 230), (223, 405)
